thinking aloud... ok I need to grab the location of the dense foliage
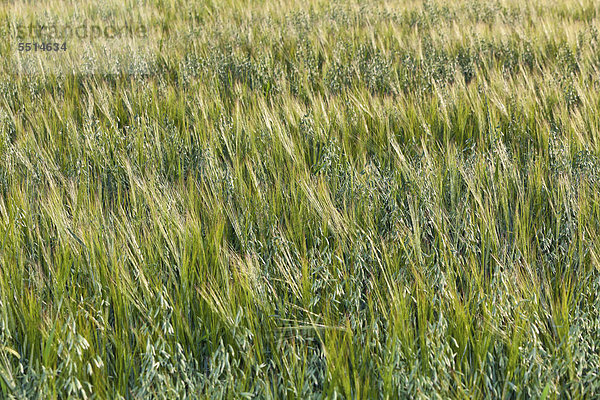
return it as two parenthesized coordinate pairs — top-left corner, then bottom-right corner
(1, 0), (600, 398)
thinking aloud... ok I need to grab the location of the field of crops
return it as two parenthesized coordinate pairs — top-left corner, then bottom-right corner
(1, 0), (600, 398)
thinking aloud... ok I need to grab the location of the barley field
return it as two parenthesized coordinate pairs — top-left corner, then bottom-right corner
(1, 0), (600, 398)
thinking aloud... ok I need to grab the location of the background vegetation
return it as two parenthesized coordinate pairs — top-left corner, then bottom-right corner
(1, 0), (600, 398)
